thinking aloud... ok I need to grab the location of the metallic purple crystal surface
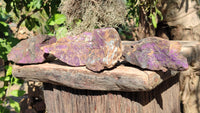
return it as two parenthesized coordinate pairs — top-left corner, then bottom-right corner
(7, 35), (56, 64)
(123, 37), (188, 72)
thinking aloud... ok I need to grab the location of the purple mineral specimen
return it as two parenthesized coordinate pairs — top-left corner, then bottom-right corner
(41, 32), (93, 66)
(123, 37), (188, 72)
(7, 35), (56, 64)
(41, 28), (122, 71)
(86, 28), (122, 71)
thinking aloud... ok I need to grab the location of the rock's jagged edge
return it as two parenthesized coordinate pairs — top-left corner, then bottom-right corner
(41, 28), (122, 72)
(122, 37), (189, 72)
(7, 35), (57, 64)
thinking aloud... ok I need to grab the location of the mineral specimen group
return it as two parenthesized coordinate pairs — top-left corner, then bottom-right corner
(8, 28), (189, 72)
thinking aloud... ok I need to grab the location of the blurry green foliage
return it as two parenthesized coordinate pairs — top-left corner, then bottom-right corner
(118, 0), (163, 40)
(4, 0), (68, 39)
(126, 0), (163, 28)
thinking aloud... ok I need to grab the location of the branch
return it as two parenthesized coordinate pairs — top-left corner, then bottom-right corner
(16, 0), (49, 31)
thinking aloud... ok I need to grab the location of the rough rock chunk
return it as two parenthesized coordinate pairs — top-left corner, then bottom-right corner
(123, 37), (188, 72)
(42, 32), (93, 66)
(41, 28), (122, 71)
(86, 28), (122, 71)
(7, 35), (56, 64)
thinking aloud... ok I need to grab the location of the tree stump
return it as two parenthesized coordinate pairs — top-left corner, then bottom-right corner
(13, 62), (180, 113)
(12, 41), (200, 113)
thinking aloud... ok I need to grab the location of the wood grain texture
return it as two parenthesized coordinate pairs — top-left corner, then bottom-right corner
(43, 75), (180, 113)
(12, 62), (178, 92)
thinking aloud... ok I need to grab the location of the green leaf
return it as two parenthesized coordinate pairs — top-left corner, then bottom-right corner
(0, 86), (8, 93)
(0, 21), (8, 27)
(13, 77), (24, 85)
(156, 8), (163, 20)
(3, 32), (9, 36)
(6, 36), (20, 47)
(0, 38), (12, 52)
(56, 26), (68, 39)
(33, 0), (42, 9)
(0, 76), (11, 81)
(5, 65), (12, 76)
(28, 0), (41, 9)
(0, 21), (10, 38)
(47, 18), (55, 25)
(0, 38), (11, 60)
(0, 89), (5, 98)
(48, 14), (66, 25)
(9, 98), (20, 113)
(10, 90), (26, 97)
(150, 14), (157, 28)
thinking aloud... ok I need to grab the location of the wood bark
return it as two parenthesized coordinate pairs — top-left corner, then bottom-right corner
(12, 62), (177, 92)
(43, 75), (180, 113)
(157, 1), (200, 113)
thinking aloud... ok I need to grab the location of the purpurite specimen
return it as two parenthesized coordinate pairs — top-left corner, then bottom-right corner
(123, 37), (189, 72)
(8, 29), (188, 72)
(7, 35), (56, 64)
(41, 28), (122, 71)
(86, 28), (122, 71)
(42, 32), (93, 66)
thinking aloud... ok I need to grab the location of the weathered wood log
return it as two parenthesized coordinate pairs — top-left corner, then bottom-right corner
(12, 62), (177, 92)
(43, 75), (180, 113)
(12, 60), (181, 113)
